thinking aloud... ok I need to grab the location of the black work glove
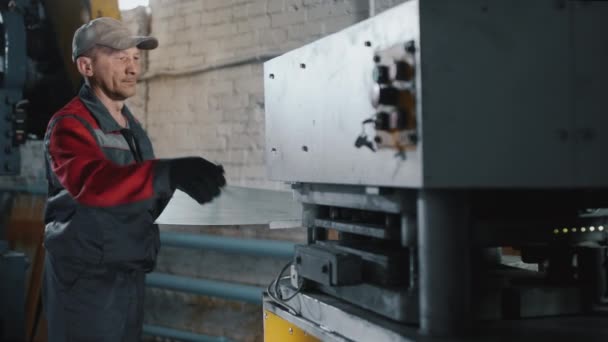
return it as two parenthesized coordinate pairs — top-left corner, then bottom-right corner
(168, 157), (226, 204)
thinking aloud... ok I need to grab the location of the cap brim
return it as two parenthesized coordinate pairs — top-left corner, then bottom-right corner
(134, 36), (158, 50)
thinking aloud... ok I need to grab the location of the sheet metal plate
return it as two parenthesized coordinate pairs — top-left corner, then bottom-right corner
(156, 186), (302, 228)
(264, 1), (422, 188)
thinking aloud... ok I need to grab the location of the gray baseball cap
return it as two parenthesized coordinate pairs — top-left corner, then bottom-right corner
(72, 17), (158, 61)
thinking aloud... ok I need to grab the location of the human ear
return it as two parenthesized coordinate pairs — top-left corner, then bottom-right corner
(76, 57), (94, 77)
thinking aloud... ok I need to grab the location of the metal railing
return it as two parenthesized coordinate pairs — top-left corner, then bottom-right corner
(143, 231), (295, 341)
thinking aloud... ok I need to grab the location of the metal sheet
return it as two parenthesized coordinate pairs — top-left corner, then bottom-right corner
(265, 0), (608, 188)
(264, 1), (422, 188)
(571, 2), (608, 186)
(155, 186), (302, 228)
(420, 0), (574, 187)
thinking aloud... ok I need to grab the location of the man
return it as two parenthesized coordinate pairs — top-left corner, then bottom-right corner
(42, 17), (225, 341)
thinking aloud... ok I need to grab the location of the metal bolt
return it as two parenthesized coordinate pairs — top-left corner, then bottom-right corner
(289, 327), (293, 335)
(264, 312), (268, 319)
(409, 133), (418, 144)
(405, 41), (416, 54)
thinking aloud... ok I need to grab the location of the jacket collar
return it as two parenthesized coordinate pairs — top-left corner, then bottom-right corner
(78, 84), (135, 133)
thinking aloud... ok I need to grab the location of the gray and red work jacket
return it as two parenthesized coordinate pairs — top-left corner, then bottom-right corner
(43, 84), (174, 341)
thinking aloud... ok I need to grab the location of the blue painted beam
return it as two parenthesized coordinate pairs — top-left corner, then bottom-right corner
(160, 231), (295, 259)
(142, 324), (230, 342)
(145, 272), (264, 304)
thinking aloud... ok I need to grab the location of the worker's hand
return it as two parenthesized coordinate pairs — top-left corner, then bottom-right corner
(168, 157), (226, 204)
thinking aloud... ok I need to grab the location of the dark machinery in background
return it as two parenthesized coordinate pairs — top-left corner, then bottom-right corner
(0, 1), (119, 340)
(263, 1), (608, 340)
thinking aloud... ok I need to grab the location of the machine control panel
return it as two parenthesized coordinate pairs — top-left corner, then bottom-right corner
(356, 41), (418, 155)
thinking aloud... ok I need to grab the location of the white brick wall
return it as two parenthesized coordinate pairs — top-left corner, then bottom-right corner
(127, 1), (372, 190)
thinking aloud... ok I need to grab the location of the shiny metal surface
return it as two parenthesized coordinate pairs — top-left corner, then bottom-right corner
(156, 186), (302, 228)
(264, 1), (422, 188)
(265, 0), (608, 188)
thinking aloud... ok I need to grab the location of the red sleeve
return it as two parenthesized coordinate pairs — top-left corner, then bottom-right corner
(48, 116), (160, 207)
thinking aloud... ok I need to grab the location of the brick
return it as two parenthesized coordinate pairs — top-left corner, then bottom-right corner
(285, 0), (303, 11)
(198, 109), (223, 123)
(206, 23), (238, 38)
(267, 0), (284, 13)
(223, 109), (247, 122)
(306, 1), (350, 21)
(234, 77), (263, 94)
(172, 56), (202, 72)
(237, 15), (271, 33)
(323, 13), (362, 34)
(244, 148), (265, 164)
(228, 134), (258, 149)
(168, 16), (187, 31)
(216, 65), (253, 80)
(270, 10), (305, 27)
(218, 93), (249, 110)
(225, 148), (249, 164)
(200, 131), (228, 150)
(248, 2), (268, 16)
(232, 4), (249, 19)
(286, 20), (323, 40)
(165, 43), (189, 58)
(190, 40), (220, 56)
(152, 6), (176, 19)
(176, 1), (204, 15)
(222, 32), (256, 50)
(184, 13), (201, 28)
(241, 164), (266, 178)
(201, 8), (232, 25)
(257, 28), (288, 45)
(206, 0), (233, 10)
(208, 80), (234, 95)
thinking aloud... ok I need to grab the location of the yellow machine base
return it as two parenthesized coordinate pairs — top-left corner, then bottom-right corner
(263, 310), (319, 342)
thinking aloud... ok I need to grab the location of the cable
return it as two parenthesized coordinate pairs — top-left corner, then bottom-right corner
(266, 261), (304, 315)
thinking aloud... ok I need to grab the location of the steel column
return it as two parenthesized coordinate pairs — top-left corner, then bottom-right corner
(417, 190), (471, 336)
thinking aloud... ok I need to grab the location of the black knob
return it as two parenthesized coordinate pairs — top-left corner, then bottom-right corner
(378, 86), (399, 106)
(375, 112), (390, 130)
(405, 40), (416, 54)
(397, 109), (411, 130)
(395, 61), (413, 82)
(373, 65), (390, 84)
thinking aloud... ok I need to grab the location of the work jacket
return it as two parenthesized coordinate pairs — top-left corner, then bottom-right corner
(43, 84), (174, 341)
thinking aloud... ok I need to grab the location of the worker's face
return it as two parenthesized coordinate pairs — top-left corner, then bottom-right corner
(80, 47), (141, 100)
